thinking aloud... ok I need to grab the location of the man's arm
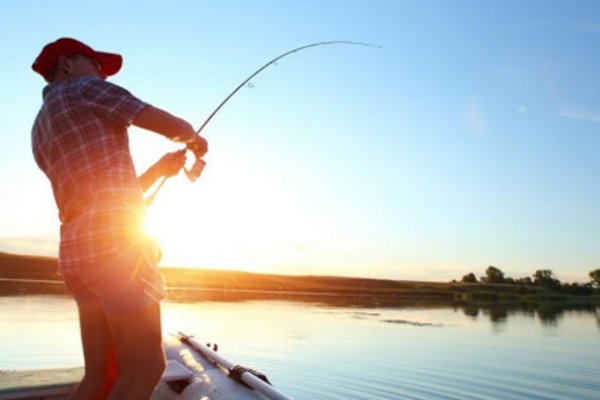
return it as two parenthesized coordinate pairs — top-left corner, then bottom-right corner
(133, 105), (208, 194)
(133, 105), (197, 142)
(133, 105), (209, 159)
(138, 150), (186, 193)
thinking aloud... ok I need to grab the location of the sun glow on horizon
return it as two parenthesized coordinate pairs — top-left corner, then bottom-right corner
(142, 154), (337, 274)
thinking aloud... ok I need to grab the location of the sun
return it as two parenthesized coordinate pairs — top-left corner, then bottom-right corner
(141, 155), (330, 273)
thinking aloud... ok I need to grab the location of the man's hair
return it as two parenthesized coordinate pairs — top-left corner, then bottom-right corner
(46, 54), (80, 82)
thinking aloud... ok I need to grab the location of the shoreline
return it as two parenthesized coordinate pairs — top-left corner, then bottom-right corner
(1, 252), (598, 308)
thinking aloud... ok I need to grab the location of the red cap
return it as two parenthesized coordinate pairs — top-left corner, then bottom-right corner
(32, 38), (122, 81)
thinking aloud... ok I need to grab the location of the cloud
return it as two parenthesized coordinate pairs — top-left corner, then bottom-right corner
(463, 99), (487, 138)
(557, 110), (600, 124)
(517, 106), (528, 114)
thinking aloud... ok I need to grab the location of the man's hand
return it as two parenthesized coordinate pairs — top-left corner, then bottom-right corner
(156, 150), (187, 178)
(186, 135), (208, 159)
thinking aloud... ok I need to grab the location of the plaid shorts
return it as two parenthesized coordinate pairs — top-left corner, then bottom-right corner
(62, 240), (166, 315)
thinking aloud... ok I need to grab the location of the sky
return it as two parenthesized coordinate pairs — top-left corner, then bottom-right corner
(0, 0), (599, 282)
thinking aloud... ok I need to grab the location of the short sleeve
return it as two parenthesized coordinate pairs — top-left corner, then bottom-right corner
(77, 76), (147, 126)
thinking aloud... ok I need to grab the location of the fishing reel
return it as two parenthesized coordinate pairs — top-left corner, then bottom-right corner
(184, 136), (208, 182)
(184, 156), (206, 182)
(144, 145), (206, 206)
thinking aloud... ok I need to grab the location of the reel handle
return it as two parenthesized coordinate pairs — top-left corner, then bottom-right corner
(184, 157), (206, 182)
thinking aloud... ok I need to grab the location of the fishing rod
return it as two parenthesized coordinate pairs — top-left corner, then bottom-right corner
(145, 40), (381, 206)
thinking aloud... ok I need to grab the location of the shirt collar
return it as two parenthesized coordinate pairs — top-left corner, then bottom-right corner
(42, 83), (58, 100)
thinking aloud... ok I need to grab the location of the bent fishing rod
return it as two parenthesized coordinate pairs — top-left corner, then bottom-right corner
(145, 40), (381, 206)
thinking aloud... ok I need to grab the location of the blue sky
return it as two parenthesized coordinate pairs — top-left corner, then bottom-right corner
(0, 0), (599, 282)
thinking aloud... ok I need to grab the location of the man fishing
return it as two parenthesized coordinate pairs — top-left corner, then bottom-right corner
(31, 37), (208, 399)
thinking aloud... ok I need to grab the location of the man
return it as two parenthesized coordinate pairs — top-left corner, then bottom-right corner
(31, 38), (208, 399)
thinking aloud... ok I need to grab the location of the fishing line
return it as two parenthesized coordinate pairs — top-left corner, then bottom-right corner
(145, 40), (381, 206)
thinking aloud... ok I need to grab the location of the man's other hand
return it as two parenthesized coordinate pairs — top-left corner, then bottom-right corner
(157, 150), (187, 177)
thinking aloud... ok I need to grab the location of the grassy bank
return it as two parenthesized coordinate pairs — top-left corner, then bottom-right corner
(1, 252), (598, 307)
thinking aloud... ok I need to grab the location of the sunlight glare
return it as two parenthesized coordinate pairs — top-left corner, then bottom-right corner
(143, 155), (334, 273)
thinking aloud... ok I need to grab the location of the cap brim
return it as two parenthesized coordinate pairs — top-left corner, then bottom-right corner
(95, 51), (122, 76)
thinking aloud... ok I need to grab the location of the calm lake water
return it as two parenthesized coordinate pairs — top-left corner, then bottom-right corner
(0, 295), (599, 399)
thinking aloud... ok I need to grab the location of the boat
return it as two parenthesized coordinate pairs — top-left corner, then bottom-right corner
(0, 332), (292, 400)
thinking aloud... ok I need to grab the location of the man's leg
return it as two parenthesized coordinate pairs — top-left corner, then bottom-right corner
(105, 301), (166, 400)
(68, 299), (118, 400)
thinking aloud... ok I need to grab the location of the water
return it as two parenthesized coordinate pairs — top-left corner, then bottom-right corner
(0, 295), (599, 399)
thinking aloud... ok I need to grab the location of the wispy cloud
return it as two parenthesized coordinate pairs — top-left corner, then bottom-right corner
(516, 106), (528, 114)
(463, 99), (487, 138)
(557, 110), (600, 124)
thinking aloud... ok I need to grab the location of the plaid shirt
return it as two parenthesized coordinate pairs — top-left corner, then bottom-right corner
(32, 76), (149, 274)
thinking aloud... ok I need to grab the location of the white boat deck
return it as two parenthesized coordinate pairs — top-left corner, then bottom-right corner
(0, 335), (284, 400)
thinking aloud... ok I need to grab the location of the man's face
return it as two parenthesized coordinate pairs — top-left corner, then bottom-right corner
(69, 55), (106, 79)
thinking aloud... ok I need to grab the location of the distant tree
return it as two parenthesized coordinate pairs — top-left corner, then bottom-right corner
(589, 269), (600, 288)
(462, 273), (477, 283)
(534, 269), (555, 281)
(561, 282), (594, 296)
(485, 266), (505, 284)
(517, 277), (533, 285)
(533, 269), (561, 290)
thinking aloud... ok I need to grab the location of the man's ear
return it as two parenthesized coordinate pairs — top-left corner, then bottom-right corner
(57, 55), (73, 76)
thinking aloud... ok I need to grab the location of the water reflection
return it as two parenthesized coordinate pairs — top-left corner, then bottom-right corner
(460, 303), (598, 328)
(160, 289), (600, 331)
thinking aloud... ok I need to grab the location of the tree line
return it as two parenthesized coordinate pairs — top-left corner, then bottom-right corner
(459, 267), (600, 296)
